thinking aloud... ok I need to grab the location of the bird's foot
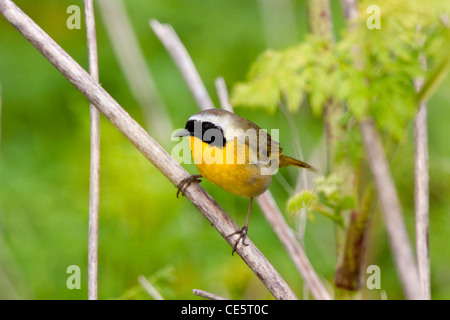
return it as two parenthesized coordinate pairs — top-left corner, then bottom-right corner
(226, 225), (249, 255)
(176, 175), (202, 198)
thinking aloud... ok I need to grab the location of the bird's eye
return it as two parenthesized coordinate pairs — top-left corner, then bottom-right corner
(185, 120), (195, 134)
(202, 122), (213, 131)
(201, 121), (226, 147)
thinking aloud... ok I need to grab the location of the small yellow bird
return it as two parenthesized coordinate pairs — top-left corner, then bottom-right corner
(174, 109), (315, 254)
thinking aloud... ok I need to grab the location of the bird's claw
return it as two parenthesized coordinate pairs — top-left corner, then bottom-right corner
(226, 225), (249, 255)
(176, 175), (202, 198)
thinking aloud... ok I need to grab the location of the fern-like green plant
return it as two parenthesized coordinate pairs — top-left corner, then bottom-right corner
(231, 0), (450, 141)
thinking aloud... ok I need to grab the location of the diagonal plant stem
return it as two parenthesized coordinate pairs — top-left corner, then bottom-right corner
(0, 0), (297, 300)
(360, 119), (422, 300)
(138, 275), (165, 300)
(97, 0), (172, 143)
(84, 0), (100, 301)
(193, 289), (226, 300)
(150, 19), (214, 111)
(257, 191), (331, 300)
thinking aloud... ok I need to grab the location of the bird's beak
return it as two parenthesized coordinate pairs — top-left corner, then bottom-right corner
(173, 129), (190, 138)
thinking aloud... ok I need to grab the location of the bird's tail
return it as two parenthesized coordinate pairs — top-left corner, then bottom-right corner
(280, 155), (317, 173)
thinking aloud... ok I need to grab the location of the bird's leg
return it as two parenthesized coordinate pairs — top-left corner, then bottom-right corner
(176, 175), (202, 198)
(227, 197), (253, 255)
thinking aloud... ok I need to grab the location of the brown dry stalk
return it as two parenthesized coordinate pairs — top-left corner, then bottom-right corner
(84, 0), (100, 301)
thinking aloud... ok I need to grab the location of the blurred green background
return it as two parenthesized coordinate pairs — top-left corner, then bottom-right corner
(0, 0), (449, 300)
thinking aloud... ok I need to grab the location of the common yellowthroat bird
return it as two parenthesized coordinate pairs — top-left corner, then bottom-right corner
(174, 109), (315, 254)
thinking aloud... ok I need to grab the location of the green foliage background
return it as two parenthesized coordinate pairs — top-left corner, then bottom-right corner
(0, 0), (449, 299)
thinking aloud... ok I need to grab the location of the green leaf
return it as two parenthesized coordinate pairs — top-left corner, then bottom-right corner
(287, 189), (316, 214)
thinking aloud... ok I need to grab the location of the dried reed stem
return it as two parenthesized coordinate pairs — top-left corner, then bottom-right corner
(138, 275), (165, 300)
(214, 77), (233, 112)
(193, 289), (226, 300)
(414, 59), (430, 299)
(84, 0), (100, 301)
(97, 0), (172, 142)
(360, 119), (422, 300)
(150, 19), (214, 111)
(257, 191), (331, 300)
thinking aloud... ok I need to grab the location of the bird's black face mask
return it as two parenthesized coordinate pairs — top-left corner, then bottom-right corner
(185, 119), (226, 148)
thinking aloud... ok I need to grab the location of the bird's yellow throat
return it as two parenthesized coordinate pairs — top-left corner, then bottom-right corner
(188, 136), (272, 198)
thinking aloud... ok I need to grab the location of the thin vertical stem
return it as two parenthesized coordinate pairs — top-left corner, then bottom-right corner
(340, 0), (358, 21)
(84, 0), (100, 301)
(414, 102), (430, 299)
(214, 77), (233, 112)
(306, 0), (334, 42)
(414, 55), (430, 299)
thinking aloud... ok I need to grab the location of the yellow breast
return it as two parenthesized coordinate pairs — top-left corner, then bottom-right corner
(189, 136), (271, 198)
